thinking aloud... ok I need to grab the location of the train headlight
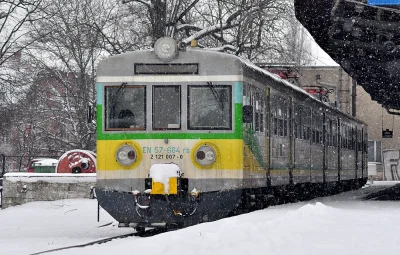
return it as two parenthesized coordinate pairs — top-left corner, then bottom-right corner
(195, 145), (216, 166)
(116, 145), (137, 166)
(154, 37), (178, 62)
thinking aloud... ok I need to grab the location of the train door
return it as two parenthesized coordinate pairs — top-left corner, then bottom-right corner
(253, 88), (267, 171)
(325, 116), (339, 183)
(269, 94), (290, 186)
(242, 84), (268, 187)
(340, 121), (356, 181)
(310, 109), (324, 183)
(292, 102), (311, 184)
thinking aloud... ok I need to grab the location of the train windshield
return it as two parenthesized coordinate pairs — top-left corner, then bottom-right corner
(153, 85), (181, 130)
(188, 85), (232, 130)
(104, 86), (146, 130)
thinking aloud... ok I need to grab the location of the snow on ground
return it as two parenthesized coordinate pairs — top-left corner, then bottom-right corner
(0, 199), (133, 254)
(1, 182), (400, 255)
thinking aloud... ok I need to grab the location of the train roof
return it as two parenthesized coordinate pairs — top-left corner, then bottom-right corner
(97, 48), (365, 124)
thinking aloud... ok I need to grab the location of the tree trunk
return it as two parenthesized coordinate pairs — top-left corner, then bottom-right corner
(151, 0), (166, 42)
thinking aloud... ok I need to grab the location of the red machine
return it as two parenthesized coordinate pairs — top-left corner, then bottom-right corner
(56, 150), (96, 173)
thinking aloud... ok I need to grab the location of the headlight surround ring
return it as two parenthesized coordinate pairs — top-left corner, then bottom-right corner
(195, 145), (216, 166)
(116, 144), (137, 166)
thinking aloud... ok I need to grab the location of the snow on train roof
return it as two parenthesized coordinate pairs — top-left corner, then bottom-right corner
(121, 48), (319, 100)
(194, 48), (363, 121)
(100, 47), (361, 121)
(189, 48), (335, 106)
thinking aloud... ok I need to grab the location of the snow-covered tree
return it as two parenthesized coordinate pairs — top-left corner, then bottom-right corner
(18, 0), (107, 153)
(3, 0), (313, 163)
(117, 0), (305, 63)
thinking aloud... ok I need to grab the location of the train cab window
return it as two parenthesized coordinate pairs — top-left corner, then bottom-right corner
(188, 85), (232, 130)
(153, 85), (181, 130)
(105, 85), (146, 130)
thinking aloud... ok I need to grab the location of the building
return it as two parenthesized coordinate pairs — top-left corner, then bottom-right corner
(261, 64), (355, 115)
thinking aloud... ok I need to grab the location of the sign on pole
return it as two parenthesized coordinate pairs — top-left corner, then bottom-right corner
(382, 129), (394, 138)
(369, 0), (400, 5)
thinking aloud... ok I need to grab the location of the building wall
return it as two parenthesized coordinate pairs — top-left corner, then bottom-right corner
(297, 66), (354, 115)
(1, 173), (96, 209)
(356, 85), (400, 156)
(263, 65), (354, 115)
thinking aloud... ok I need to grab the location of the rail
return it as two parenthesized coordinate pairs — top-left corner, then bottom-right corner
(30, 228), (168, 255)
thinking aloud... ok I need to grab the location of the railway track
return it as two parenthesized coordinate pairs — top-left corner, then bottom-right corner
(30, 228), (167, 255)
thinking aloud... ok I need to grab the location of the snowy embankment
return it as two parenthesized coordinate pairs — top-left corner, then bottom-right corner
(0, 183), (400, 255)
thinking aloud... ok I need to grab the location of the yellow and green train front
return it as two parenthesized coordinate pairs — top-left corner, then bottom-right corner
(95, 80), (260, 228)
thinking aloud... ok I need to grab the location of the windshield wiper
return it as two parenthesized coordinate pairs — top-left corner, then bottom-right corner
(207, 81), (224, 111)
(110, 82), (127, 118)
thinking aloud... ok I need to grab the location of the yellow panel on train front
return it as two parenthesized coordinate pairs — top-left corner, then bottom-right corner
(96, 139), (244, 172)
(151, 177), (178, 195)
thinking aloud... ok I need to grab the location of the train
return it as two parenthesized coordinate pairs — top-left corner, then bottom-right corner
(95, 37), (368, 233)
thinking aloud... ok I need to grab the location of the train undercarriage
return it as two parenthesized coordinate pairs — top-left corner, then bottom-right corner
(96, 177), (367, 233)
